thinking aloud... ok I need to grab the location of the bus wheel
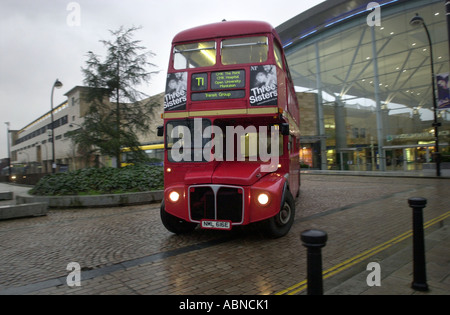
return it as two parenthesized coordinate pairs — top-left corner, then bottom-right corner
(160, 201), (197, 234)
(265, 190), (295, 238)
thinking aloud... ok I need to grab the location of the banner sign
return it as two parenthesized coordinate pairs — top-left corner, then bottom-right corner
(164, 72), (187, 111)
(437, 73), (450, 110)
(249, 65), (278, 106)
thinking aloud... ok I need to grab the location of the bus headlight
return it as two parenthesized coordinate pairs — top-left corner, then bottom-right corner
(169, 191), (180, 203)
(257, 193), (270, 206)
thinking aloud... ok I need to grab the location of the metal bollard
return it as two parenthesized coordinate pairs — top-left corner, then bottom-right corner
(408, 197), (429, 291)
(301, 229), (328, 295)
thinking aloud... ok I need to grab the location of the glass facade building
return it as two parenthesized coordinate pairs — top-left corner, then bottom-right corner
(277, 0), (450, 172)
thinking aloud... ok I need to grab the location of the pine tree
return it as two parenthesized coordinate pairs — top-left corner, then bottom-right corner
(70, 26), (159, 167)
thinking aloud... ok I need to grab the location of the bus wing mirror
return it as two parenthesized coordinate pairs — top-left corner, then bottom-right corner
(280, 123), (290, 136)
(157, 125), (164, 137)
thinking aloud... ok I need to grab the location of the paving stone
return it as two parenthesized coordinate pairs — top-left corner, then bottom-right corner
(0, 175), (448, 295)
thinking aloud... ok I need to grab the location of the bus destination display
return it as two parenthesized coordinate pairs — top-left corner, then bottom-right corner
(211, 70), (245, 90)
(191, 69), (246, 102)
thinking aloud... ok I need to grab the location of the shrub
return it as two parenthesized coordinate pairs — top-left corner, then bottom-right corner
(30, 164), (164, 196)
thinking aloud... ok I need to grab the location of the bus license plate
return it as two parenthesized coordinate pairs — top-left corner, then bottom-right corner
(200, 220), (232, 230)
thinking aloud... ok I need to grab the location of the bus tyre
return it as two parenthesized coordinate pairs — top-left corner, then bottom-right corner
(265, 190), (295, 238)
(160, 201), (197, 234)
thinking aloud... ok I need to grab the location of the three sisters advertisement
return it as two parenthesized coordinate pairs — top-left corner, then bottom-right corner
(164, 72), (187, 111)
(249, 65), (278, 106)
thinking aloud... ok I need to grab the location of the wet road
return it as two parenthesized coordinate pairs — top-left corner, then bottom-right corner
(0, 174), (448, 294)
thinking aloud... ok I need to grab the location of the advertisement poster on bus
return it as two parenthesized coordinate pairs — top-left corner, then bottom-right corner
(164, 72), (187, 111)
(249, 65), (278, 106)
(437, 73), (450, 110)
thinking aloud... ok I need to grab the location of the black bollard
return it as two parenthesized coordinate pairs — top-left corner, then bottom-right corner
(408, 197), (429, 291)
(301, 229), (328, 295)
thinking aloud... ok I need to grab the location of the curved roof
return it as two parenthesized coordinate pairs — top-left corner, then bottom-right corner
(276, 0), (409, 46)
(172, 20), (280, 43)
(276, 0), (447, 118)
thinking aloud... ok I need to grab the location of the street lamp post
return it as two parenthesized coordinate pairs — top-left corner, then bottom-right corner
(410, 14), (441, 177)
(51, 79), (63, 173)
(4, 122), (11, 179)
(446, 0), (450, 56)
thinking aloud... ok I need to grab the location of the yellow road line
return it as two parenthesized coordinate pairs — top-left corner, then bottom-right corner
(276, 211), (450, 295)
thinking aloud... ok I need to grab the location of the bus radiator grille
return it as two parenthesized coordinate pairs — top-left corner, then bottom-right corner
(189, 185), (243, 224)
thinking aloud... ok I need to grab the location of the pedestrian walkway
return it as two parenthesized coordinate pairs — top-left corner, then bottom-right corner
(0, 183), (31, 206)
(301, 168), (450, 178)
(324, 220), (449, 295)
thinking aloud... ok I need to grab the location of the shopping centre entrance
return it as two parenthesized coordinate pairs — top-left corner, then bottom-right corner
(383, 144), (437, 172)
(323, 144), (441, 172)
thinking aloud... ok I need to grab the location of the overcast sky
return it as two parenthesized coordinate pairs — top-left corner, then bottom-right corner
(0, 0), (324, 159)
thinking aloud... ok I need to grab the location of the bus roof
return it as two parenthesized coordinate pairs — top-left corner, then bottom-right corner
(172, 20), (280, 44)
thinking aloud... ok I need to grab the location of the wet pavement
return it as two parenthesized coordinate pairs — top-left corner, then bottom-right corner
(0, 174), (448, 295)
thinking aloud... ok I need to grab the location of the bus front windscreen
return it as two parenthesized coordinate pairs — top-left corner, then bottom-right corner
(221, 36), (268, 65)
(173, 41), (216, 70)
(166, 119), (212, 162)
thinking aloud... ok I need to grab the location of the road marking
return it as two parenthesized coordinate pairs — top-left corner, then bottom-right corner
(276, 211), (450, 295)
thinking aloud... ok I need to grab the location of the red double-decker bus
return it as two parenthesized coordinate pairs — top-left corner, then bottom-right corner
(158, 20), (300, 238)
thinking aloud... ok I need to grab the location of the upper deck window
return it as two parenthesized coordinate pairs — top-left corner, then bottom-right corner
(273, 41), (283, 69)
(221, 36), (268, 65)
(173, 41), (216, 70)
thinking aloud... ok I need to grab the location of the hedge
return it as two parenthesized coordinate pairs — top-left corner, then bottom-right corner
(30, 164), (164, 196)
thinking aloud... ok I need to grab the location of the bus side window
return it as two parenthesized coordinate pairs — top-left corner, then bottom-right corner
(283, 55), (294, 84)
(273, 42), (283, 69)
